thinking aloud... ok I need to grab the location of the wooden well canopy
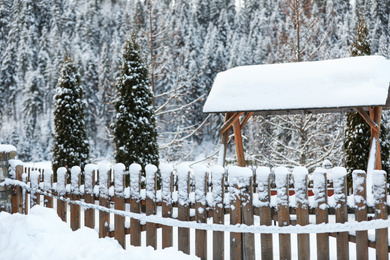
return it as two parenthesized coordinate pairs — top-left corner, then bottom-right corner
(203, 56), (390, 169)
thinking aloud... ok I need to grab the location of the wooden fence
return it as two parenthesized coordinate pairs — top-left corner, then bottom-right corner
(6, 161), (390, 260)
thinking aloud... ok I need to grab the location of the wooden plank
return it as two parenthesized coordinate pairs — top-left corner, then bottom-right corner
(30, 171), (40, 207)
(373, 170), (388, 260)
(293, 167), (310, 260)
(195, 166), (208, 260)
(15, 165), (23, 213)
(212, 166), (225, 260)
(333, 168), (349, 260)
(220, 112), (244, 134)
(241, 173), (254, 260)
(56, 167), (67, 222)
(275, 167), (291, 260)
(114, 163), (126, 249)
(353, 170), (368, 260)
(240, 112), (254, 130)
(43, 169), (53, 208)
(355, 107), (379, 132)
(161, 165), (173, 249)
(178, 165), (190, 254)
(313, 168), (329, 260)
(70, 166), (81, 231)
(84, 165), (95, 229)
(146, 165), (157, 249)
(230, 182), (242, 260)
(232, 118), (245, 167)
(130, 164), (142, 246)
(99, 164), (111, 238)
(22, 170), (28, 214)
(256, 167), (273, 260)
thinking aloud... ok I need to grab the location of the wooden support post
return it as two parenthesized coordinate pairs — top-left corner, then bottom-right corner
(99, 164), (111, 238)
(146, 164), (158, 249)
(84, 164), (95, 229)
(195, 166), (208, 260)
(241, 170), (254, 260)
(220, 112), (244, 135)
(373, 170), (388, 260)
(333, 167), (348, 260)
(212, 166), (225, 260)
(130, 163), (142, 246)
(313, 168), (329, 260)
(275, 167), (291, 260)
(240, 112), (254, 130)
(293, 167), (310, 260)
(232, 118), (245, 167)
(30, 171), (40, 207)
(219, 113), (232, 167)
(178, 165), (190, 254)
(43, 168), (53, 208)
(114, 163), (126, 249)
(353, 170), (368, 260)
(70, 166), (81, 231)
(161, 164), (173, 249)
(256, 167), (273, 260)
(369, 107), (382, 170)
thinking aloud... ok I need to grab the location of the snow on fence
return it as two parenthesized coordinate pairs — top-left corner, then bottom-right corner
(4, 162), (390, 260)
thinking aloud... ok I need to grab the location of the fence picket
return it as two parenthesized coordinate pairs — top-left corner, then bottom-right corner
(195, 165), (208, 260)
(43, 168), (53, 208)
(333, 167), (349, 260)
(9, 160), (23, 214)
(70, 166), (81, 231)
(353, 170), (368, 260)
(84, 164), (95, 229)
(313, 168), (329, 260)
(130, 163), (142, 246)
(146, 164), (158, 249)
(229, 166), (243, 260)
(114, 163), (126, 249)
(293, 167), (310, 260)
(241, 169), (254, 260)
(212, 166), (225, 260)
(256, 166), (273, 260)
(56, 167), (67, 222)
(275, 167), (291, 260)
(161, 164), (173, 248)
(373, 170), (388, 260)
(99, 163), (111, 238)
(30, 171), (40, 207)
(177, 165), (190, 254)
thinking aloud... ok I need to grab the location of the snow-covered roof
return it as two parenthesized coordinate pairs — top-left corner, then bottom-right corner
(203, 56), (390, 115)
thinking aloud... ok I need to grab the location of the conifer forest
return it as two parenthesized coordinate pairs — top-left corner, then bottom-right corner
(1, 0), (390, 170)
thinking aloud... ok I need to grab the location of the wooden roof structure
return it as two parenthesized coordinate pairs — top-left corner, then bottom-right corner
(203, 56), (390, 170)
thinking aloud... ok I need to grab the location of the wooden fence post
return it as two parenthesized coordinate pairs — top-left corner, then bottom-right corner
(293, 167), (310, 260)
(178, 164), (190, 254)
(241, 168), (254, 260)
(275, 167), (291, 260)
(146, 164), (158, 249)
(373, 170), (388, 260)
(161, 164), (173, 249)
(256, 166), (273, 260)
(84, 164), (95, 229)
(70, 166), (81, 231)
(333, 167), (349, 260)
(195, 165), (208, 260)
(212, 166), (225, 260)
(0, 145), (16, 213)
(57, 167), (67, 222)
(22, 171), (28, 214)
(43, 168), (53, 208)
(353, 170), (368, 260)
(9, 159), (23, 214)
(30, 170), (40, 207)
(313, 167), (329, 260)
(130, 163), (142, 246)
(99, 163), (111, 238)
(114, 163), (126, 249)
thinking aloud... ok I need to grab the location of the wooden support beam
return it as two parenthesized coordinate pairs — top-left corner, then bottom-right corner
(355, 107), (379, 133)
(220, 112), (244, 135)
(240, 112), (254, 130)
(232, 118), (246, 167)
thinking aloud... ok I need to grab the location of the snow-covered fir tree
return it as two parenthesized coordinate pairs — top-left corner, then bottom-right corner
(113, 34), (159, 170)
(52, 55), (89, 179)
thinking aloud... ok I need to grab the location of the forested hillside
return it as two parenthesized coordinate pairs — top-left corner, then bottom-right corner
(1, 0), (389, 167)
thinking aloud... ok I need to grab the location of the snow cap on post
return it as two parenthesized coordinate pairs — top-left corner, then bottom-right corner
(84, 164), (96, 194)
(129, 163), (142, 200)
(194, 165), (209, 205)
(229, 166), (252, 188)
(292, 167), (308, 206)
(145, 164), (157, 200)
(211, 166), (225, 204)
(177, 164), (191, 206)
(43, 168), (53, 191)
(71, 166), (81, 194)
(256, 166), (271, 207)
(274, 167), (290, 206)
(98, 163), (111, 199)
(0, 145), (16, 153)
(160, 163), (173, 204)
(114, 163), (126, 196)
(373, 170), (386, 203)
(313, 167), (328, 209)
(57, 167), (67, 196)
(30, 171), (40, 189)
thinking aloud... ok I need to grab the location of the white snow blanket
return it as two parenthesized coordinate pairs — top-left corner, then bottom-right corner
(0, 206), (198, 260)
(203, 56), (390, 113)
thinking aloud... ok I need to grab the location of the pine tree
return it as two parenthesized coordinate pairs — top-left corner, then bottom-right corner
(113, 34), (159, 170)
(345, 15), (390, 182)
(52, 55), (89, 180)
